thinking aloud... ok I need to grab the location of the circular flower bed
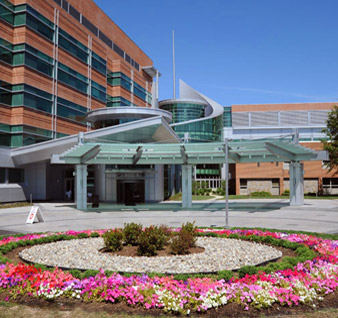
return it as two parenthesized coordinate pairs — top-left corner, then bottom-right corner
(0, 228), (337, 316)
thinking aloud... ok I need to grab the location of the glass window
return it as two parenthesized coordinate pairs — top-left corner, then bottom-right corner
(0, 168), (6, 183)
(92, 56), (106, 75)
(0, 3), (14, 24)
(113, 43), (124, 58)
(24, 92), (52, 113)
(8, 168), (24, 183)
(0, 45), (12, 64)
(58, 35), (88, 63)
(58, 69), (88, 93)
(25, 52), (53, 76)
(26, 13), (54, 41)
(106, 95), (130, 107)
(69, 4), (80, 21)
(14, 12), (25, 25)
(82, 15), (98, 36)
(57, 104), (86, 124)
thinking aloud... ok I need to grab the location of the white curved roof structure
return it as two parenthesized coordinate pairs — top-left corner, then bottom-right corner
(171, 80), (224, 127)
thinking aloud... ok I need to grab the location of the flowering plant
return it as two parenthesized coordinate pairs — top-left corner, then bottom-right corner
(0, 228), (337, 315)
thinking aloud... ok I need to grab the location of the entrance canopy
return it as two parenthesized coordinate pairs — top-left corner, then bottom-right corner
(54, 139), (319, 165)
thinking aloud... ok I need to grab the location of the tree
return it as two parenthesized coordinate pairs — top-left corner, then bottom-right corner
(322, 105), (338, 172)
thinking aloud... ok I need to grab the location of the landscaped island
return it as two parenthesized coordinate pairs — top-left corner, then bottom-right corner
(0, 226), (337, 316)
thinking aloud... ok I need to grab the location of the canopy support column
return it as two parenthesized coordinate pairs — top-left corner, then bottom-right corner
(75, 164), (87, 209)
(182, 164), (192, 209)
(289, 162), (304, 206)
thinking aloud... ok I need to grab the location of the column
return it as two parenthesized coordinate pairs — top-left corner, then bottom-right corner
(95, 164), (105, 201)
(182, 164), (192, 209)
(75, 164), (87, 209)
(289, 162), (304, 206)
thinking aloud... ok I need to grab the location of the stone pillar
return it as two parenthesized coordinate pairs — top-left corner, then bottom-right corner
(95, 164), (105, 201)
(182, 164), (192, 209)
(289, 162), (304, 206)
(75, 164), (87, 209)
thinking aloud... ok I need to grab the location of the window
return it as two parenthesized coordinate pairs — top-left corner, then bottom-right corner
(91, 52), (106, 75)
(8, 168), (24, 183)
(0, 168), (5, 183)
(133, 82), (146, 101)
(82, 15), (98, 36)
(107, 72), (132, 91)
(106, 95), (131, 107)
(98, 31), (112, 48)
(240, 179), (247, 189)
(58, 63), (88, 94)
(57, 97), (87, 124)
(26, 12), (54, 41)
(58, 29), (88, 63)
(113, 43), (124, 58)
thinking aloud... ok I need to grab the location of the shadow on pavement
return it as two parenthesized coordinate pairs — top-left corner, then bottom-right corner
(79, 201), (290, 213)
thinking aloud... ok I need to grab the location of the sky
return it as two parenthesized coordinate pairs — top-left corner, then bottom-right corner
(94, 0), (338, 106)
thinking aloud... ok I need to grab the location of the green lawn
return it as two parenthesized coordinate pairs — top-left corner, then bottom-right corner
(167, 193), (214, 201)
(167, 193), (338, 201)
(217, 195), (338, 200)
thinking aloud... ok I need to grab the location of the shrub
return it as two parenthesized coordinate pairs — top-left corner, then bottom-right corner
(137, 233), (157, 256)
(170, 230), (192, 255)
(137, 226), (167, 256)
(250, 191), (271, 197)
(103, 229), (123, 252)
(238, 265), (258, 278)
(124, 223), (142, 246)
(282, 189), (290, 196)
(217, 270), (234, 281)
(170, 222), (197, 255)
(77, 233), (88, 239)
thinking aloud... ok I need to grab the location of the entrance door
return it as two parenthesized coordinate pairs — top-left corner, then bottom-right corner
(117, 180), (145, 205)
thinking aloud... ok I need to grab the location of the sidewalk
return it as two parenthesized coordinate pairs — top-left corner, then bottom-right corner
(0, 199), (337, 235)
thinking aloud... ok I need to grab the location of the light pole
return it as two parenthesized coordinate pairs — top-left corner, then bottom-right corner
(225, 138), (229, 228)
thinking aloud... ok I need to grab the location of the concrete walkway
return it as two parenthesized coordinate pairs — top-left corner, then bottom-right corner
(0, 199), (338, 235)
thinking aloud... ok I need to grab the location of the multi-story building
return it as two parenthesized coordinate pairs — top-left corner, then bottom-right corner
(0, 0), (336, 204)
(223, 102), (337, 195)
(0, 0), (160, 203)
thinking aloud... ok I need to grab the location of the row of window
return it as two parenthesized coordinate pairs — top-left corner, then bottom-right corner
(51, 0), (140, 72)
(0, 123), (68, 147)
(173, 116), (224, 142)
(0, 2), (107, 75)
(0, 81), (88, 125)
(160, 103), (205, 124)
(106, 95), (131, 107)
(107, 71), (151, 103)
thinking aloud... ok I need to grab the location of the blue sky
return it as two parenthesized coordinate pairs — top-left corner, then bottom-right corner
(94, 0), (338, 106)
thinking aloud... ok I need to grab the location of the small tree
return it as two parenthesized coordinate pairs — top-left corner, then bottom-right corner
(322, 105), (338, 173)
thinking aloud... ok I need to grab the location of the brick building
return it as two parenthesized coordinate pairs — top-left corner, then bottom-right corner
(223, 102), (337, 195)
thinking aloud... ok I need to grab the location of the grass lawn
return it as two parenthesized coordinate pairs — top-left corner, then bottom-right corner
(0, 202), (32, 209)
(217, 195), (338, 200)
(167, 193), (215, 201)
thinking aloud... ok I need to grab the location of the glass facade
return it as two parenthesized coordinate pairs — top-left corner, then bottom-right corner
(223, 107), (232, 127)
(58, 29), (88, 63)
(91, 80), (106, 102)
(160, 101), (223, 142)
(92, 51), (106, 75)
(106, 95), (131, 107)
(107, 71), (132, 91)
(0, 123), (68, 147)
(58, 62), (88, 93)
(107, 71), (150, 103)
(160, 102), (205, 124)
